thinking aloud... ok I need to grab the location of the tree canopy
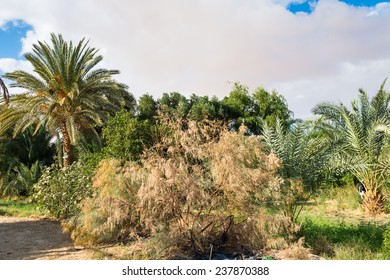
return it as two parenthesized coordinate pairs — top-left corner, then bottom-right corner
(0, 34), (135, 167)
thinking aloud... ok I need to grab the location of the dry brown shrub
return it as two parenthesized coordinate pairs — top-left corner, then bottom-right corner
(137, 119), (288, 258)
(274, 237), (312, 260)
(68, 117), (301, 258)
(65, 159), (143, 245)
(210, 125), (282, 214)
(311, 236), (335, 257)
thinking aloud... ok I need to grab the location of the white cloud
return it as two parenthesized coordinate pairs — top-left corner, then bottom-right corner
(273, 58), (390, 119)
(0, 0), (389, 118)
(0, 58), (33, 73)
(367, 2), (390, 16)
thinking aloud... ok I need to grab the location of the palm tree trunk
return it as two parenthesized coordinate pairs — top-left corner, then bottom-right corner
(0, 78), (10, 104)
(61, 122), (73, 167)
(363, 187), (384, 215)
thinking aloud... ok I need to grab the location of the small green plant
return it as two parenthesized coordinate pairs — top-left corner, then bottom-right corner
(32, 162), (93, 219)
(382, 225), (390, 259)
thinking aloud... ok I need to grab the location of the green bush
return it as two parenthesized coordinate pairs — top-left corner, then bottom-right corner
(32, 162), (93, 219)
(102, 110), (153, 161)
(382, 225), (390, 258)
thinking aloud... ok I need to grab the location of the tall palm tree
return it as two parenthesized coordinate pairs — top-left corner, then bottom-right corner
(0, 34), (134, 167)
(313, 80), (390, 214)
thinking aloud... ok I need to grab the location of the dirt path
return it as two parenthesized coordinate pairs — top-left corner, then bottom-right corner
(0, 216), (93, 260)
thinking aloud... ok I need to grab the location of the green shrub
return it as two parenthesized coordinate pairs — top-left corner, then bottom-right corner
(102, 110), (153, 161)
(32, 162), (93, 219)
(382, 225), (390, 258)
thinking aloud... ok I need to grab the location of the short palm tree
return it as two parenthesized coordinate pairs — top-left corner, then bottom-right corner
(263, 119), (333, 222)
(313, 80), (390, 214)
(0, 34), (134, 167)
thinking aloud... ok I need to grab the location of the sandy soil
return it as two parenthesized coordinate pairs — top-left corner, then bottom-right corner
(2, 203), (387, 260)
(0, 216), (92, 260)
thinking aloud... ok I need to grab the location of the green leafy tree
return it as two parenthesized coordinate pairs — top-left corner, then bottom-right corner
(102, 110), (153, 161)
(0, 34), (134, 167)
(313, 80), (390, 214)
(222, 83), (293, 134)
(158, 92), (190, 118)
(188, 94), (219, 120)
(33, 162), (94, 219)
(253, 87), (293, 130)
(137, 93), (157, 122)
(222, 83), (256, 132)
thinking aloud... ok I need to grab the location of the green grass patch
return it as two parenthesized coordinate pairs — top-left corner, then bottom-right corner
(0, 199), (39, 217)
(299, 216), (387, 259)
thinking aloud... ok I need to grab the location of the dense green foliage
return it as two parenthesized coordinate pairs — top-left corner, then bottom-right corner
(137, 83), (293, 135)
(137, 93), (158, 121)
(263, 120), (332, 192)
(0, 125), (55, 197)
(222, 83), (293, 134)
(3, 161), (42, 197)
(33, 162), (93, 219)
(102, 110), (154, 161)
(382, 225), (390, 258)
(262, 120), (334, 222)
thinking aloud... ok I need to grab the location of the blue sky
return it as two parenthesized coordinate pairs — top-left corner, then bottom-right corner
(0, 0), (390, 119)
(0, 20), (32, 75)
(288, 0), (387, 13)
(0, 20), (32, 58)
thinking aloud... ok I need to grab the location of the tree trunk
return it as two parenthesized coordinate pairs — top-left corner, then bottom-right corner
(0, 78), (10, 104)
(363, 187), (384, 215)
(61, 122), (73, 167)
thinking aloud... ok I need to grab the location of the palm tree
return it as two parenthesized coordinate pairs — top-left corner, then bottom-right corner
(313, 80), (390, 214)
(0, 78), (9, 104)
(263, 119), (333, 222)
(0, 34), (134, 167)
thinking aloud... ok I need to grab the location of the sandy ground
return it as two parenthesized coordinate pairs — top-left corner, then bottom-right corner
(0, 216), (92, 260)
(2, 204), (387, 260)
